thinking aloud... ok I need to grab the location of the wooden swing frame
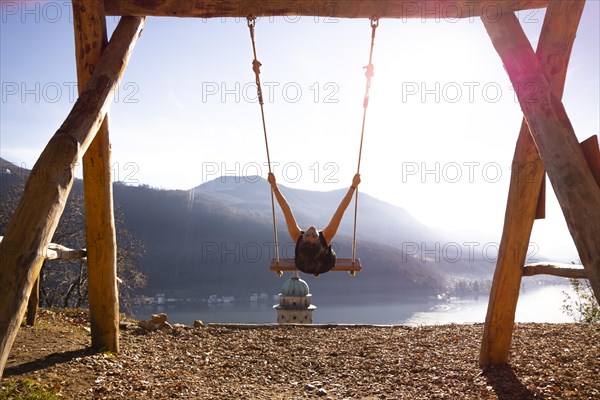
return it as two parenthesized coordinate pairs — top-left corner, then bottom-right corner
(0, 0), (598, 380)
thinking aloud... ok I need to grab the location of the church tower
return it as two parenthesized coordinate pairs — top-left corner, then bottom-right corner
(274, 272), (316, 324)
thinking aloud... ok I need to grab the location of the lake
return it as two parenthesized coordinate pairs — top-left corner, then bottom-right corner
(133, 284), (577, 326)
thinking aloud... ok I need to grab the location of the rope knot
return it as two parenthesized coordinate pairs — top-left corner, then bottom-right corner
(363, 63), (374, 79)
(252, 59), (262, 75)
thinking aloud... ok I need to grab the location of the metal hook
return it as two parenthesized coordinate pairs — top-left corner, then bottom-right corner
(247, 15), (256, 28)
(370, 16), (379, 28)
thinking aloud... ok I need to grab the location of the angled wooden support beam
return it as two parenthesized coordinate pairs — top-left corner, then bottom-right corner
(483, 6), (600, 302)
(104, 0), (548, 19)
(0, 15), (145, 379)
(479, 0), (585, 367)
(523, 263), (587, 279)
(73, 0), (119, 353)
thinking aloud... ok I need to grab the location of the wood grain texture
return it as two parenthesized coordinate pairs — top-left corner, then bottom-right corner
(73, 0), (119, 353)
(480, 0), (585, 366)
(0, 15), (145, 379)
(103, 0), (548, 19)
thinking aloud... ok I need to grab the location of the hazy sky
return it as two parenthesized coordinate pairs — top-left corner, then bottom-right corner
(1, 1), (598, 261)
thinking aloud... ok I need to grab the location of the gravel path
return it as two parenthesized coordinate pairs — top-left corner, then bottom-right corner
(3, 309), (599, 399)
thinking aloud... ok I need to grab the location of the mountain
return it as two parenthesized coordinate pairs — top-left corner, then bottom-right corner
(1, 158), (499, 301)
(191, 176), (440, 248)
(113, 177), (446, 300)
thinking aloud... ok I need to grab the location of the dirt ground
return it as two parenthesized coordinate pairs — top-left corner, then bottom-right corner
(2, 308), (599, 399)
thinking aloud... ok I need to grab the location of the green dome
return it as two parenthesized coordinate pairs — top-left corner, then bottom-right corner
(281, 276), (310, 297)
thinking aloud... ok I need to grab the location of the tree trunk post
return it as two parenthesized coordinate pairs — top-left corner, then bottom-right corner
(73, 0), (119, 353)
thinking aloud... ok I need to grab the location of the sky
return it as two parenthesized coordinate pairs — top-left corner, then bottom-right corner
(1, 1), (599, 262)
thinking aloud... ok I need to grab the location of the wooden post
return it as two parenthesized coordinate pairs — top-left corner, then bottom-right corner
(479, 0), (585, 366)
(26, 277), (40, 326)
(73, 0), (119, 352)
(0, 15), (145, 379)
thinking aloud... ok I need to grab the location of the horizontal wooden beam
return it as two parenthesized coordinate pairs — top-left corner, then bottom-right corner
(45, 243), (87, 261)
(104, 0), (548, 19)
(0, 236), (87, 260)
(523, 263), (587, 279)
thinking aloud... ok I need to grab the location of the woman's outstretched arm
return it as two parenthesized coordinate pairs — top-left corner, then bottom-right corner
(322, 173), (361, 245)
(268, 173), (302, 242)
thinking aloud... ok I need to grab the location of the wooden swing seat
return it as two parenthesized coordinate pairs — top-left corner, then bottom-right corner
(269, 258), (362, 275)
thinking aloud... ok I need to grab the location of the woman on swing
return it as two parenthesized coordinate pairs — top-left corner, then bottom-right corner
(267, 172), (361, 276)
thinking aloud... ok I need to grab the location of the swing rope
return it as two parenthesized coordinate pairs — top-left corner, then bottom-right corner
(247, 16), (379, 270)
(352, 16), (379, 264)
(247, 16), (280, 265)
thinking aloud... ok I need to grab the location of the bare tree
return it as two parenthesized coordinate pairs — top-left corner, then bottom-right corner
(0, 170), (146, 313)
